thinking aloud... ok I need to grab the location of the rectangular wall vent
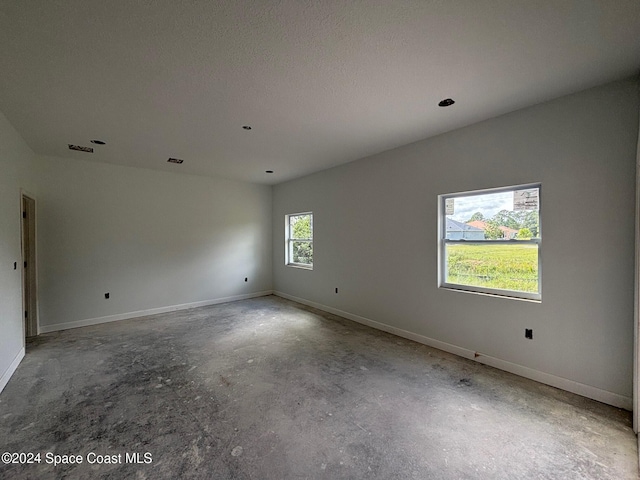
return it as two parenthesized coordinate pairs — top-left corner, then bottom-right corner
(167, 157), (184, 164)
(68, 144), (94, 153)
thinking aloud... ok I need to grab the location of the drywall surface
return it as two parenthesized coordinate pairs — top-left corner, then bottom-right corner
(0, 112), (36, 391)
(273, 78), (639, 404)
(34, 155), (272, 329)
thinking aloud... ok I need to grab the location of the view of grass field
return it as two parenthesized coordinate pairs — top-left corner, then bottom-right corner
(445, 243), (538, 293)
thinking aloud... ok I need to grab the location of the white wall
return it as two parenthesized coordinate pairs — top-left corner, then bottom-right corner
(0, 112), (36, 392)
(33, 154), (272, 330)
(273, 78), (640, 408)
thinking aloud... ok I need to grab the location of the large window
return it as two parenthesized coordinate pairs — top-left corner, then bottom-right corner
(439, 184), (541, 300)
(286, 212), (313, 269)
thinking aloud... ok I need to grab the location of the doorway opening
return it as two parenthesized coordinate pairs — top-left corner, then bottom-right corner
(21, 193), (37, 339)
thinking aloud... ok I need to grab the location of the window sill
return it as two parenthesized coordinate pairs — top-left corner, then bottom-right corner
(439, 285), (541, 303)
(286, 263), (313, 271)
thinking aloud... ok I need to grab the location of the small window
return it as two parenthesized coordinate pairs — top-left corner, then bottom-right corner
(439, 184), (541, 300)
(286, 212), (313, 269)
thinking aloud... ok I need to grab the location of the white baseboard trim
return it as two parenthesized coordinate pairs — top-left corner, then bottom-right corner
(0, 347), (25, 394)
(274, 291), (632, 411)
(40, 290), (274, 333)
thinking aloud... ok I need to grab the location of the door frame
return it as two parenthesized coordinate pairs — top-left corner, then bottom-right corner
(635, 171), (639, 433)
(634, 112), (640, 444)
(20, 190), (38, 341)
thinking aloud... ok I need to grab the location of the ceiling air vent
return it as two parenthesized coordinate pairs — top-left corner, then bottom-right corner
(68, 144), (94, 153)
(167, 157), (184, 164)
(438, 98), (455, 107)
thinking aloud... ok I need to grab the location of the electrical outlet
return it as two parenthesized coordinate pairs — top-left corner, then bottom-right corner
(525, 328), (533, 339)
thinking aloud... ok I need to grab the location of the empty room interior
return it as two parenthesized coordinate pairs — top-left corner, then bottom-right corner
(2, 1), (640, 479)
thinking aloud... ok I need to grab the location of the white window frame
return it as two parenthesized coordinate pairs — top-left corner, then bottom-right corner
(285, 212), (313, 269)
(438, 183), (541, 301)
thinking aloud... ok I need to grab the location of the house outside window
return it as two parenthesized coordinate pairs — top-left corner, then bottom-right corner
(439, 184), (541, 300)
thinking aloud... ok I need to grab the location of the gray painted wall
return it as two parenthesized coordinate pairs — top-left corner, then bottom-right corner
(273, 78), (639, 403)
(33, 154), (273, 329)
(0, 113), (36, 390)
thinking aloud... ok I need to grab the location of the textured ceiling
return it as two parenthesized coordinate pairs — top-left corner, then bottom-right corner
(1, 1), (639, 185)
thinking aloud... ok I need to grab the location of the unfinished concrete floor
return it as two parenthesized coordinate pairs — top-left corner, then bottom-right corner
(0, 295), (637, 479)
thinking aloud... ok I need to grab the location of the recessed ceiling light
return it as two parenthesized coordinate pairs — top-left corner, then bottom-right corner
(438, 98), (455, 107)
(90, 139), (106, 145)
(167, 157), (184, 164)
(242, 125), (252, 130)
(265, 170), (274, 173)
(68, 144), (93, 153)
